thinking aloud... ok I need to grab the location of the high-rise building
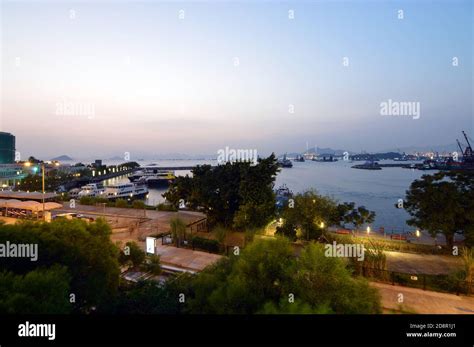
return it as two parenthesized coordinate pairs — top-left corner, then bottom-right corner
(0, 132), (15, 164)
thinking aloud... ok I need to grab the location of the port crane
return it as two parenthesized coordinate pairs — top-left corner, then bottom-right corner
(456, 131), (474, 164)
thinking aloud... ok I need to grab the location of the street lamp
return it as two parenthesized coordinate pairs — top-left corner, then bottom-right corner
(416, 229), (420, 237)
(366, 226), (371, 235)
(24, 162), (45, 220)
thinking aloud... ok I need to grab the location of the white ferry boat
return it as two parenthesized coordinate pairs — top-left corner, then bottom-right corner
(104, 182), (148, 200)
(77, 183), (105, 198)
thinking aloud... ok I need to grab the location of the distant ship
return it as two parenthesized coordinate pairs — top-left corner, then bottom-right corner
(294, 155), (305, 162)
(135, 171), (176, 187)
(352, 161), (382, 170)
(312, 154), (338, 162)
(129, 166), (176, 187)
(278, 154), (293, 168)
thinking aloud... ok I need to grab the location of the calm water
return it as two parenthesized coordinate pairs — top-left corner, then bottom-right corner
(98, 159), (427, 231)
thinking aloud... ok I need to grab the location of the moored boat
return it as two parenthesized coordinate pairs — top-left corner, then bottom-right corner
(104, 182), (148, 200)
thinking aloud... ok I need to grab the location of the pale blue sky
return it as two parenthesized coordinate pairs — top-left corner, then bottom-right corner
(1, 0), (472, 158)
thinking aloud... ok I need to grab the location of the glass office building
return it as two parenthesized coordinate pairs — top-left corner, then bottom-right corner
(0, 132), (15, 164)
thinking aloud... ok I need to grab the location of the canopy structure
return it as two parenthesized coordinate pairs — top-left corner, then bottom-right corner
(0, 191), (58, 202)
(0, 199), (63, 212)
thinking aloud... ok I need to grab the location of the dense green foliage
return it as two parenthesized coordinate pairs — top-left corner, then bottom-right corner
(0, 265), (71, 314)
(405, 171), (474, 248)
(119, 241), (146, 268)
(190, 236), (220, 253)
(276, 190), (375, 241)
(148, 238), (381, 314)
(0, 219), (120, 313)
(0, 218), (381, 314)
(163, 155), (280, 229)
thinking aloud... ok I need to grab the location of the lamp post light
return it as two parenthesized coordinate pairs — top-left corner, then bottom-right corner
(366, 226), (371, 235)
(24, 161), (45, 220)
(42, 163), (45, 220)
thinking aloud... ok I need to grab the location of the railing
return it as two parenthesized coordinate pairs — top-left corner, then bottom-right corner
(360, 267), (473, 296)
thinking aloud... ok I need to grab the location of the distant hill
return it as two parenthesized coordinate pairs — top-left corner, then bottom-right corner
(290, 147), (352, 156)
(383, 143), (459, 154)
(51, 155), (73, 161)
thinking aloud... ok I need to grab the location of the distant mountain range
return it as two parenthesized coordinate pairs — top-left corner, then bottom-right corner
(383, 143), (460, 154)
(51, 155), (74, 161)
(49, 142), (467, 163)
(283, 143), (464, 158)
(284, 147), (351, 157)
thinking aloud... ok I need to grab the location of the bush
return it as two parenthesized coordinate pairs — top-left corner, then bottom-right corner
(115, 199), (128, 208)
(79, 196), (94, 205)
(191, 236), (220, 253)
(132, 200), (146, 209)
(157, 203), (177, 212)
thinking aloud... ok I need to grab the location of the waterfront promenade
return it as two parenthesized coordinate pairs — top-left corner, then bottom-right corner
(372, 282), (474, 314)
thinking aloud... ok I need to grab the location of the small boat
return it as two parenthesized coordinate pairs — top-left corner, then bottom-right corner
(352, 161), (382, 170)
(275, 184), (293, 209)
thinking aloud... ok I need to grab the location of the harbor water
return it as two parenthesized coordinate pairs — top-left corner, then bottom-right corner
(97, 159), (426, 231)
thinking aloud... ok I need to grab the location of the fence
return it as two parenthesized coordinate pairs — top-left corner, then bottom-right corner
(361, 267), (473, 296)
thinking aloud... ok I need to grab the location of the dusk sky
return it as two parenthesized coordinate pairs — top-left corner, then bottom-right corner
(1, 0), (472, 159)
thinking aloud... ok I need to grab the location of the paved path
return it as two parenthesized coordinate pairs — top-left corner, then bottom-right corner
(385, 251), (461, 275)
(371, 282), (474, 314)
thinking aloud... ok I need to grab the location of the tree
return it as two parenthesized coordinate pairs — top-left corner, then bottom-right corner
(163, 154), (280, 230)
(277, 190), (339, 241)
(145, 255), (162, 275)
(0, 218), (120, 312)
(404, 171), (474, 249)
(275, 220), (297, 241)
(0, 265), (71, 314)
(108, 281), (180, 314)
(166, 237), (381, 314)
(119, 241), (146, 268)
(347, 206), (376, 230)
(291, 243), (381, 314)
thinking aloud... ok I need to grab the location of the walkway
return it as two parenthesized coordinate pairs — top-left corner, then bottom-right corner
(372, 282), (474, 314)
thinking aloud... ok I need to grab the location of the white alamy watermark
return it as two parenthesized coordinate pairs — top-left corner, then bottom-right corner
(18, 321), (55, 341)
(217, 147), (258, 165)
(380, 99), (420, 120)
(324, 241), (365, 261)
(55, 101), (95, 119)
(0, 241), (38, 261)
